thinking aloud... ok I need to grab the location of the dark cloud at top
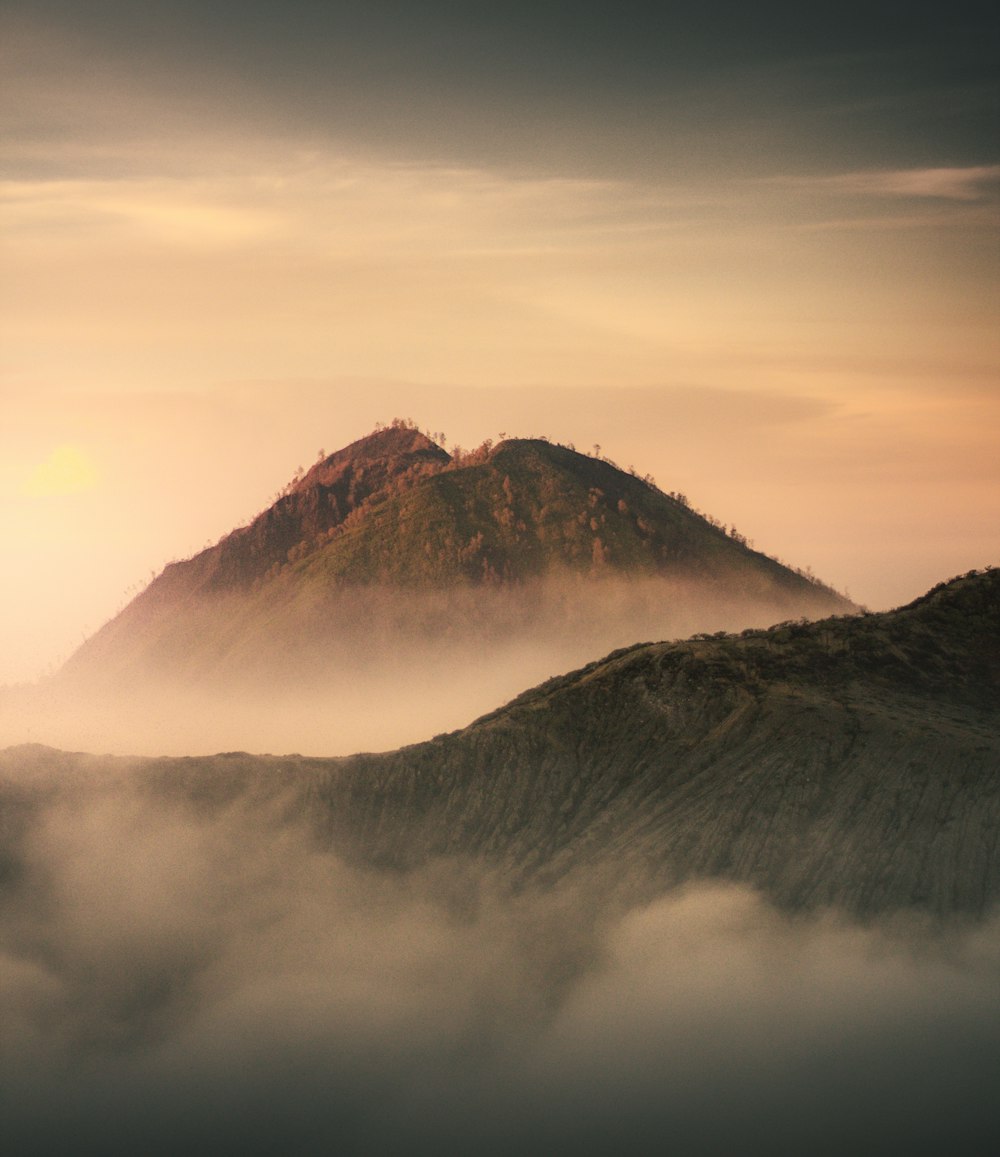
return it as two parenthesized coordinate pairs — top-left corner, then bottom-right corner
(8, 0), (998, 177)
(23, 1), (996, 66)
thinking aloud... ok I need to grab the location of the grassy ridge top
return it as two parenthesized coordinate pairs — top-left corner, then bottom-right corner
(495, 566), (1000, 720)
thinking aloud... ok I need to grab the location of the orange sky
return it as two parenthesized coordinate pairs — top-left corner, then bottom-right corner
(1, 2), (997, 683)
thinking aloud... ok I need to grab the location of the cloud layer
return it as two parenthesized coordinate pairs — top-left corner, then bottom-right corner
(3, 763), (999, 1155)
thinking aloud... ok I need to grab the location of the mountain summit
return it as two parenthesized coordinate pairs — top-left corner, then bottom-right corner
(72, 419), (846, 621)
(45, 421), (853, 754)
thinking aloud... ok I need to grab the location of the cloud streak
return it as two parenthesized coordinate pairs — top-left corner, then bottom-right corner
(771, 164), (1000, 202)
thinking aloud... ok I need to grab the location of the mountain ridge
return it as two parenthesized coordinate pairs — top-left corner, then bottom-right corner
(303, 568), (998, 914)
(9, 569), (996, 919)
(491, 565), (1000, 719)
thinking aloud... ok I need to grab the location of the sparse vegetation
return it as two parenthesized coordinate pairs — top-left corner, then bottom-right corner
(59, 423), (854, 695)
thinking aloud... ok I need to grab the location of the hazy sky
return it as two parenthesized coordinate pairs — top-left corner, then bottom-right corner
(2, 0), (998, 683)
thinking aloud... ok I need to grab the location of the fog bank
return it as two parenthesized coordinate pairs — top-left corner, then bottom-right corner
(2, 761), (997, 1155)
(2, 574), (846, 756)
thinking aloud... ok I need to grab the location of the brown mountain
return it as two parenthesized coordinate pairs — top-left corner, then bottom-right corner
(58, 421), (851, 701)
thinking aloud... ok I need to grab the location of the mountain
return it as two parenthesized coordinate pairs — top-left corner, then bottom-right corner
(9, 569), (997, 917)
(314, 567), (999, 916)
(56, 422), (850, 697)
(3, 572), (997, 1156)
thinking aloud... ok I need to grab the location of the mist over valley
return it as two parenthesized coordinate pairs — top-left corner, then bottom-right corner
(2, 560), (998, 1153)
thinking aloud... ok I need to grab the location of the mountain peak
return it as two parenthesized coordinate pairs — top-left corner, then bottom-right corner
(292, 423), (449, 495)
(59, 422), (854, 700)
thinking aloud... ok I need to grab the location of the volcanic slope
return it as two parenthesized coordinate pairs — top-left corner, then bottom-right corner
(58, 423), (850, 693)
(9, 569), (998, 919)
(294, 567), (1000, 916)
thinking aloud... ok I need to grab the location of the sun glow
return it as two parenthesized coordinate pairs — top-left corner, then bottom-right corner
(22, 445), (100, 497)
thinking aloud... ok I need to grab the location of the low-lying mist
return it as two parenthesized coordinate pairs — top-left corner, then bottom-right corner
(2, 756), (997, 1156)
(2, 575), (843, 756)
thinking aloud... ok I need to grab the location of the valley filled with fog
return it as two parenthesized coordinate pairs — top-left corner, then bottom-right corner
(2, 573), (845, 757)
(3, 751), (998, 1156)
(4, 571), (999, 1153)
